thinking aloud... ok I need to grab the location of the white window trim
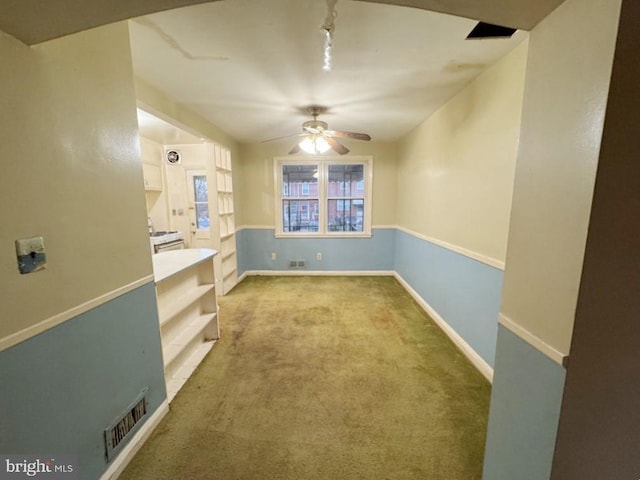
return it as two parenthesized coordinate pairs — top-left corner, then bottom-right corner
(274, 155), (373, 238)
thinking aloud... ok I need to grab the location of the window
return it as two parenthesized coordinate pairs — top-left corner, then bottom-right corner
(275, 156), (372, 237)
(192, 175), (210, 229)
(280, 164), (319, 233)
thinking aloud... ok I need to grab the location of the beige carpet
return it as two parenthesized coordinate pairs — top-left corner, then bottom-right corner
(120, 276), (490, 479)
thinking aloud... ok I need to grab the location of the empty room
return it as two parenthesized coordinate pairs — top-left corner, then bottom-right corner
(1, 1), (638, 479)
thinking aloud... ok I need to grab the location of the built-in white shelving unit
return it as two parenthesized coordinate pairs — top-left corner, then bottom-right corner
(215, 145), (237, 295)
(152, 248), (219, 402)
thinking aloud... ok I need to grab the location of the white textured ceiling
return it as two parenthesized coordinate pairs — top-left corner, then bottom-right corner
(1, 0), (563, 45)
(137, 109), (205, 145)
(129, 0), (528, 144)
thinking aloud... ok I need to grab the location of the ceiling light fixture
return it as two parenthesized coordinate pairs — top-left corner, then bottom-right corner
(300, 136), (331, 154)
(321, 0), (338, 71)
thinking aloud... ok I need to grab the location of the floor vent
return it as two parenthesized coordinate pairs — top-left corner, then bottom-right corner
(104, 388), (148, 462)
(289, 260), (306, 269)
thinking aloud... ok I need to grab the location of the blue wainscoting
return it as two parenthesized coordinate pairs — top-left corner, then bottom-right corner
(236, 227), (247, 276)
(0, 282), (166, 480)
(394, 229), (503, 367)
(483, 326), (566, 480)
(237, 228), (395, 274)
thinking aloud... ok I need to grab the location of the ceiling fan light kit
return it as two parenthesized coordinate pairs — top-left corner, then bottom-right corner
(291, 105), (371, 156)
(264, 105), (370, 156)
(300, 136), (331, 154)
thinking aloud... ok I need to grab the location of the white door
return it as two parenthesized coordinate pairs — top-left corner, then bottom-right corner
(186, 170), (212, 248)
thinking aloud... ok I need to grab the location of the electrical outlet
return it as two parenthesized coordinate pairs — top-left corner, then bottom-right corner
(316, 252), (322, 261)
(271, 252), (277, 260)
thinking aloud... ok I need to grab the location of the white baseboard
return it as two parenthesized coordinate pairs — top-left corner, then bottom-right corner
(393, 272), (494, 383)
(242, 270), (394, 277)
(100, 400), (170, 480)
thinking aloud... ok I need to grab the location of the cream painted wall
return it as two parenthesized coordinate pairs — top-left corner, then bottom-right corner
(396, 40), (528, 264)
(141, 136), (170, 232)
(500, 0), (622, 356)
(238, 140), (398, 228)
(0, 23), (152, 343)
(133, 76), (243, 225)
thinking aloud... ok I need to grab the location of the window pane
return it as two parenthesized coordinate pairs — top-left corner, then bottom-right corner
(328, 164), (364, 197)
(193, 175), (208, 202)
(327, 199), (364, 232)
(282, 165), (318, 198)
(195, 203), (210, 229)
(282, 199), (319, 232)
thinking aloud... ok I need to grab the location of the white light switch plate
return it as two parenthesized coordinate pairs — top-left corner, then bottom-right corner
(16, 236), (45, 256)
(16, 236), (47, 274)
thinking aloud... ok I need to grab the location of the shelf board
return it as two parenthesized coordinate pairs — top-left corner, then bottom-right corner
(152, 249), (217, 283)
(222, 250), (236, 260)
(158, 284), (215, 327)
(166, 340), (216, 403)
(223, 268), (237, 280)
(163, 313), (217, 369)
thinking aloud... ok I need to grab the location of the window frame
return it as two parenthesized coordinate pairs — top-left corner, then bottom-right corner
(274, 155), (373, 238)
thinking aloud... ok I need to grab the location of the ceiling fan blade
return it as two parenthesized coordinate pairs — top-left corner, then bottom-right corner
(262, 132), (304, 143)
(326, 137), (350, 155)
(326, 130), (371, 141)
(289, 143), (301, 155)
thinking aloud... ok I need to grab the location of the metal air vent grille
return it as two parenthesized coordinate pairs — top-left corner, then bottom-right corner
(104, 388), (148, 462)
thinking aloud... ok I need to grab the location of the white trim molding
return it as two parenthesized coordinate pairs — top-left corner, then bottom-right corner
(0, 275), (155, 353)
(396, 225), (505, 270)
(498, 313), (569, 367)
(394, 272), (494, 383)
(371, 225), (396, 230)
(238, 225), (397, 232)
(243, 270), (394, 277)
(235, 225), (275, 231)
(100, 399), (169, 480)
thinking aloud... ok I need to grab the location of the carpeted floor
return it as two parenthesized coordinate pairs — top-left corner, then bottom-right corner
(119, 276), (490, 479)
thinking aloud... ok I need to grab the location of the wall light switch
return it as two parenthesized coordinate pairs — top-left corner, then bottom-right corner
(16, 236), (46, 274)
(271, 252), (277, 260)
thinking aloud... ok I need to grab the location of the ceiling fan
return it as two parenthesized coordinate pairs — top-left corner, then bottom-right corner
(267, 106), (371, 155)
